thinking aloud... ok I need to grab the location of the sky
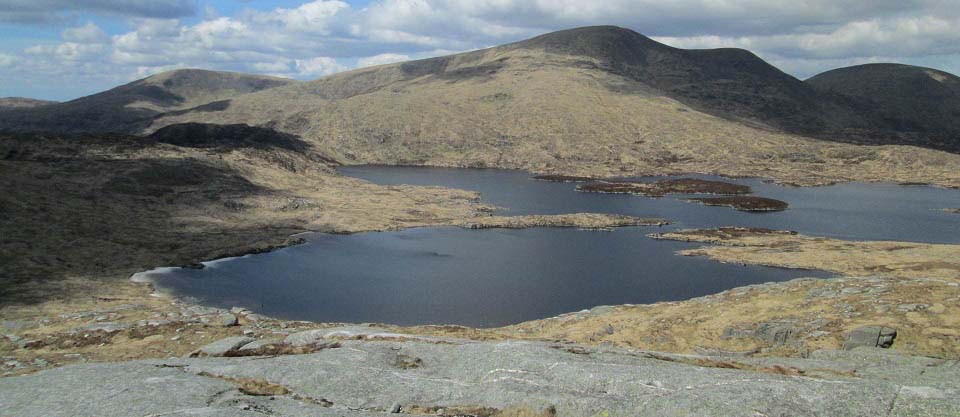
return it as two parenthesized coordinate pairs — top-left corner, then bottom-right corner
(2, 0), (959, 101)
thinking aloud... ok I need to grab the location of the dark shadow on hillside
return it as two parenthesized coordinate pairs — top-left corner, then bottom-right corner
(0, 133), (311, 306)
(148, 123), (311, 152)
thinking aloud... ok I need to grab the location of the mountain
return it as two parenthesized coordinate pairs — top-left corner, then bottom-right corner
(0, 69), (295, 133)
(807, 63), (960, 150)
(505, 26), (863, 134)
(0, 97), (58, 110)
(3, 26), (960, 157)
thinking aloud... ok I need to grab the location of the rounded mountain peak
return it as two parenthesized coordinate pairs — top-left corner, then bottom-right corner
(512, 25), (673, 66)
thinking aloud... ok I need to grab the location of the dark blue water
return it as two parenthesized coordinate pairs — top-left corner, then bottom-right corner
(142, 166), (960, 327)
(341, 166), (960, 244)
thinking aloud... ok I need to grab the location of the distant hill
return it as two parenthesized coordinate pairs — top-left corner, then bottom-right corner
(807, 63), (960, 150)
(3, 26), (960, 155)
(0, 97), (57, 110)
(505, 26), (863, 135)
(0, 69), (295, 133)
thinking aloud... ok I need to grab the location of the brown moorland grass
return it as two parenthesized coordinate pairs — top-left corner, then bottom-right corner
(685, 196), (789, 211)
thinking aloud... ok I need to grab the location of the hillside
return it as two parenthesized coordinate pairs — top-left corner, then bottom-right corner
(0, 97), (57, 110)
(0, 69), (295, 133)
(506, 26), (864, 134)
(3, 26), (960, 185)
(155, 26), (868, 137)
(135, 27), (954, 156)
(807, 63), (960, 150)
(150, 26), (960, 188)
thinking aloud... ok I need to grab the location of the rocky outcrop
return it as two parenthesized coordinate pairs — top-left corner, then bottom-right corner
(722, 322), (803, 346)
(2, 333), (957, 416)
(193, 336), (255, 357)
(217, 313), (239, 327)
(843, 326), (897, 350)
(285, 326), (456, 346)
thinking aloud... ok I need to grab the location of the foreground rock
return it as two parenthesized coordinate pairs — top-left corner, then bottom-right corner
(2, 335), (958, 417)
(459, 213), (669, 230)
(193, 336), (255, 357)
(843, 326), (898, 350)
(284, 326), (454, 346)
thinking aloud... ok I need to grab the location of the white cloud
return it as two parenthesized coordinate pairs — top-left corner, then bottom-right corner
(0, 53), (15, 67)
(248, 0), (350, 34)
(134, 64), (185, 78)
(4, 0), (960, 100)
(295, 56), (347, 76)
(653, 14), (960, 77)
(352, 0), (953, 43)
(357, 53), (411, 68)
(251, 60), (292, 73)
(0, 0), (196, 23)
(25, 42), (106, 62)
(62, 22), (108, 44)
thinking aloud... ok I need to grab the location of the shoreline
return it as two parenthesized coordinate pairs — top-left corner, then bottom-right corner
(4, 222), (960, 379)
(341, 161), (960, 190)
(125, 212), (673, 321)
(4, 138), (960, 377)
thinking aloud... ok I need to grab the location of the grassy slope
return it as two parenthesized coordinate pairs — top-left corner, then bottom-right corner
(807, 63), (960, 150)
(152, 44), (960, 188)
(0, 133), (486, 303)
(0, 97), (58, 109)
(0, 69), (295, 133)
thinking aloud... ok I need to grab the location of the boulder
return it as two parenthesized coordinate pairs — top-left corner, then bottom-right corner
(192, 336), (255, 357)
(756, 322), (800, 346)
(217, 314), (238, 327)
(2, 320), (32, 331)
(843, 326), (897, 350)
(16, 339), (40, 349)
(284, 329), (329, 347)
(237, 339), (277, 352)
(78, 322), (130, 333)
(721, 326), (755, 340)
(897, 304), (929, 313)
